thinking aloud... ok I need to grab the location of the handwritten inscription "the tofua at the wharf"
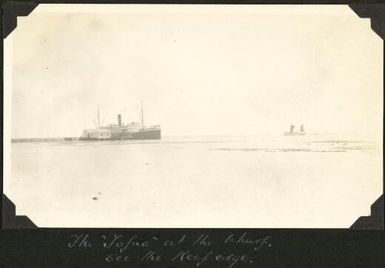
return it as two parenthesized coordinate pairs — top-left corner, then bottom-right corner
(66, 232), (272, 267)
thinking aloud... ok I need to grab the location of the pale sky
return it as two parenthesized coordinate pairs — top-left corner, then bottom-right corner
(7, 5), (383, 138)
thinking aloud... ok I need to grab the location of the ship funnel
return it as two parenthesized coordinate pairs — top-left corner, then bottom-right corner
(117, 114), (122, 126)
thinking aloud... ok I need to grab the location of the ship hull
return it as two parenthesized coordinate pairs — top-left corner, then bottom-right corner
(129, 129), (161, 140)
(284, 132), (305, 136)
(78, 129), (161, 141)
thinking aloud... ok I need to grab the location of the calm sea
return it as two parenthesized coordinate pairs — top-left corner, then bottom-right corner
(6, 134), (382, 228)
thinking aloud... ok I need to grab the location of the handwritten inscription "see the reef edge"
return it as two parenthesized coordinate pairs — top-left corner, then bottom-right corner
(67, 232), (272, 268)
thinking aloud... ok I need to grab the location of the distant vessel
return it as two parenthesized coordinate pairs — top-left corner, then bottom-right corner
(284, 124), (305, 136)
(77, 103), (161, 141)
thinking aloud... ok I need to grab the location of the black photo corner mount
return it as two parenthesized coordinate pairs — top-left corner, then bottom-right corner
(2, 194), (37, 229)
(349, 3), (385, 40)
(2, 1), (39, 39)
(0, 2), (384, 231)
(350, 195), (384, 230)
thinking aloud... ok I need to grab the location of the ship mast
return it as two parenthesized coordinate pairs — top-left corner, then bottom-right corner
(97, 106), (100, 128)
(140, 100), (144, 129)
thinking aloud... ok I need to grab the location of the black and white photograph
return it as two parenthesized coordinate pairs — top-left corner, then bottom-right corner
(3, 4), (383, 228)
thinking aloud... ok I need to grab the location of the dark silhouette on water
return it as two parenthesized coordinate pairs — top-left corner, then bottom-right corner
(284, 124), (306, 136)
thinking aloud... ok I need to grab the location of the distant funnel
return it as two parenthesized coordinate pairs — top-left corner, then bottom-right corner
(117, 114), (122, 126)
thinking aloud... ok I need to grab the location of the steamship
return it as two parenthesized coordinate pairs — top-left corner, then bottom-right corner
(77, 104), (161, 141)
(284, 124), (305, 136)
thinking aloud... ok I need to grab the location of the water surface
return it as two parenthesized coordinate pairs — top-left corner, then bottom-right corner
(5, 134), (382, 227)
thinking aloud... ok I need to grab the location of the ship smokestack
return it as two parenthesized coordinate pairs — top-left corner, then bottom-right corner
(117, 114), (122, 126)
